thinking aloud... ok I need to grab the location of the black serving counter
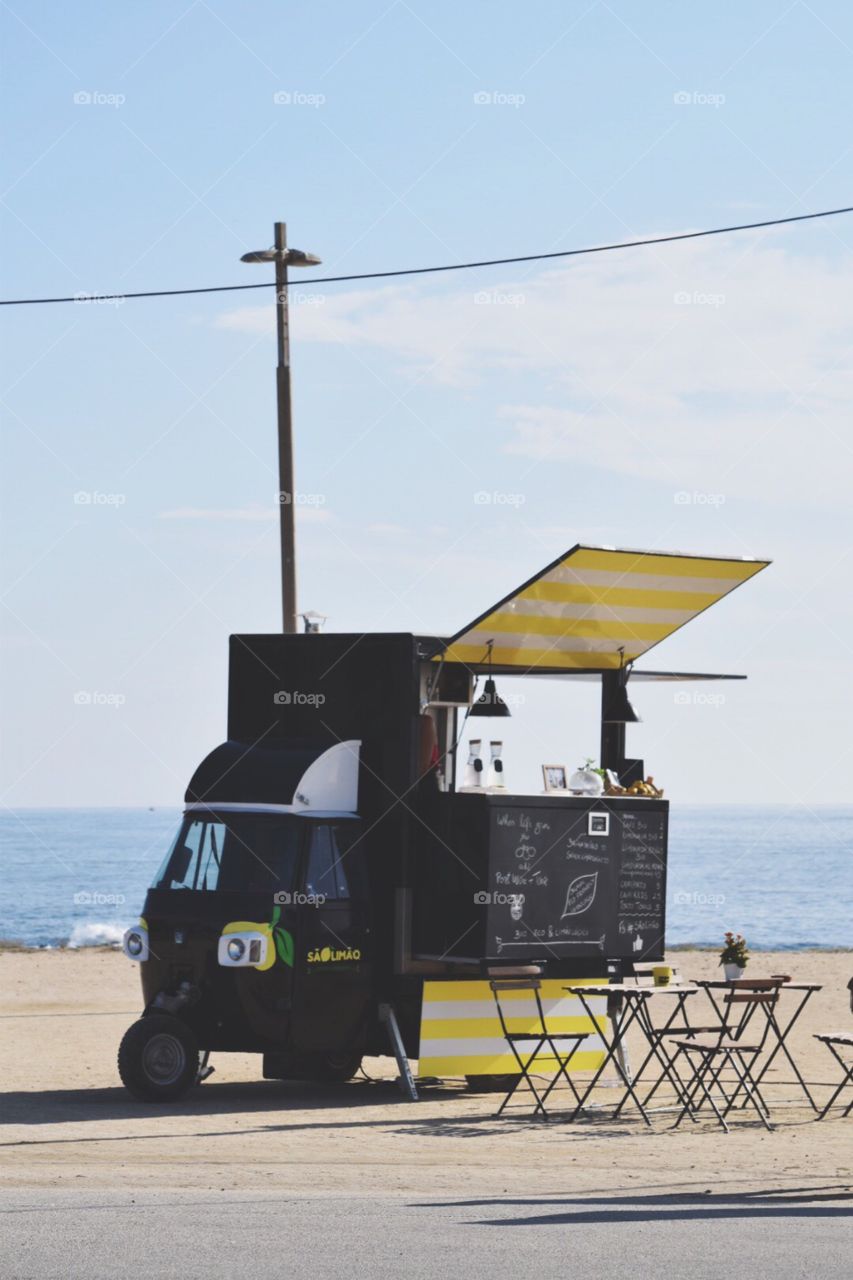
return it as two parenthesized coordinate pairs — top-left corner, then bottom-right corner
(411, 792), (668, 967)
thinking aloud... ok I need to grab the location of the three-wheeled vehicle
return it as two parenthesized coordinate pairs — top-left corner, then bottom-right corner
(118, 543), (769, 1100)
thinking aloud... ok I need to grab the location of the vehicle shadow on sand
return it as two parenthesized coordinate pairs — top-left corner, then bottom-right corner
(0, 1079), (826, 1147)
(0, 1075), (489, 1132)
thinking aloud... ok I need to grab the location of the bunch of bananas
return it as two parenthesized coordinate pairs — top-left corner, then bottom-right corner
(605, 775), (664, 798)
(627, 777), (664, 797)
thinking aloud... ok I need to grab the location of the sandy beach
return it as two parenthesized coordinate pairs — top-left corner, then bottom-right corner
(1, 947), (850, 1201)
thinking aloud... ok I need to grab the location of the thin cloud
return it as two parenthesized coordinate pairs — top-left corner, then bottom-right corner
(215, 233), (853, 503)
(158, 506), (330, 523)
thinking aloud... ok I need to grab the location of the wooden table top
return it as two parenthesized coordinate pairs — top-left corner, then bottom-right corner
(695, 979), (822, 992)
(563, 982), (698, 996)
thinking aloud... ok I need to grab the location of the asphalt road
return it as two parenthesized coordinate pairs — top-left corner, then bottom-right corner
(1, 1187), (851, 1279)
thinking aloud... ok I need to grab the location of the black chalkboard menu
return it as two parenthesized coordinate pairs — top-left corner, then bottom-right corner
(483, 796), (668, 962)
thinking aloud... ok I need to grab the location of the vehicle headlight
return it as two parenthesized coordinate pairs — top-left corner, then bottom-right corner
(227, 937), (246, 962)
(122, 923), (149, 962)
(217, 929), (267, 968)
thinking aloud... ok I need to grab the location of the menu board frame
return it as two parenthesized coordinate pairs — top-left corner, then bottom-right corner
(479, 795), (668, 964)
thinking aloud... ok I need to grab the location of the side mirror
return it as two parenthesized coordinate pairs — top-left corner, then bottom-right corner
(171, 843), (193, 884)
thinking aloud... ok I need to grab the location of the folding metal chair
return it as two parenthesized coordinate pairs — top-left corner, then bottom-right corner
(671, 985), (779, 1132)
(815, 1033), (853, 1118)
(489, 977), (589, 1119)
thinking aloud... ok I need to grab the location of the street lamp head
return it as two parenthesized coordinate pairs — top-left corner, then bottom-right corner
(240, 247), (322, 267)
(240, 248), (277, 263)
(284, 249), (322, 267)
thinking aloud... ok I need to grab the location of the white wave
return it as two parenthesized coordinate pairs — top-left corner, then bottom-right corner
(67, 921), (126, 949)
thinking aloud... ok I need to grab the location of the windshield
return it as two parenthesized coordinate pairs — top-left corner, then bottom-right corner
(153, 813), (302, 893)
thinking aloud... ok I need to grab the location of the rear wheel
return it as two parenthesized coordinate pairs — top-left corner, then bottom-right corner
(308, 1049), (363, 1082)
(263, 1048), (363, 1083)
(465, 1074), (517, 1093)
(118, 1015), (200, 1101)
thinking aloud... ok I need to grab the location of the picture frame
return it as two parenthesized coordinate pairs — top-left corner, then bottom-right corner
(542, 764), (568, 793)
(588, 811), (610, 837)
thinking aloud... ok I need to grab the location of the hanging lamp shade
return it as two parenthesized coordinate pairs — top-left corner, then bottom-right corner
(469, 677), (511, 718)
(603, 680), (641, 723)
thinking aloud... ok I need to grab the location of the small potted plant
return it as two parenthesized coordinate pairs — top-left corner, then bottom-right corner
(568, 757), (604, 797)
(719, 931), (749, 981)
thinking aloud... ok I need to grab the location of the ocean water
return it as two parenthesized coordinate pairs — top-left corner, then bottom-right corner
(0, 805), (850, 951)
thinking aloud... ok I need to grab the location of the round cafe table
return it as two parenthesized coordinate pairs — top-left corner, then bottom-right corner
(563, 981), (699, 1124)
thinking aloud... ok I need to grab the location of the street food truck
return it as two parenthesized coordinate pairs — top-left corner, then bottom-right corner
(118, 544), (769, 1100)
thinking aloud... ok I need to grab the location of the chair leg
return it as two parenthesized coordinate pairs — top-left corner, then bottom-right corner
(729, 1052), (773, 1130)
(674, 1053), (715, 1128)
(643, 1039), (694, 1111)
(817, 1044), (853, 1119)
(694, 1049), (735, 1120)
(666, 1045), (696, 1110)
(540, 1037), (585, 1110)
(737, 1056), (772, 1119)
(496, 1040), (548, 1118)
(495, 1070), (525, 1117)
(694, 1054), (731, 1132)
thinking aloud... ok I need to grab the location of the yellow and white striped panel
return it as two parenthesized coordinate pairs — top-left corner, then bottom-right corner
(417, 978), (607, 1078)
(441, 545), (770, 671)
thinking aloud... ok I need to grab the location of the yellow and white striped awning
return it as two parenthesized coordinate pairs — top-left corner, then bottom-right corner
(418, 978), (606, 1077)
(440, 544), (770, 672)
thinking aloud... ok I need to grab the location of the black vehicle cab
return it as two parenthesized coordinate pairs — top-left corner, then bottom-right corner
(119, 739), (373, 1099)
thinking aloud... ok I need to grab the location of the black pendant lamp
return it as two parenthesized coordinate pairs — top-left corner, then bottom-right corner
(469, 641), (512, 718)
(603, 653), (641, 723)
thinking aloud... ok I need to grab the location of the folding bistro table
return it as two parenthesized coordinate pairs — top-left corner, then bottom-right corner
(694, 979), (822, 1110)
(563, 982), (699, 1125)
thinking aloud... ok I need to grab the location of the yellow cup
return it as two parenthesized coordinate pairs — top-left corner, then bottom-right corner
(653, 965), (672, 987)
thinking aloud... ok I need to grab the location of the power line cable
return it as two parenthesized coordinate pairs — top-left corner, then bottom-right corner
(1, 203), (851, 307)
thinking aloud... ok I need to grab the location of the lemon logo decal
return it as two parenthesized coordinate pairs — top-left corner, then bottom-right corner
(221, 906), (294, 970)
(270, 905), (294, 967)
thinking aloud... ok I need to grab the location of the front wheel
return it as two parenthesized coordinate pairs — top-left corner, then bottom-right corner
(118, 1015), (200, 1101)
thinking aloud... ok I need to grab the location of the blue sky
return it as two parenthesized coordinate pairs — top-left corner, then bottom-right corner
(2, 0), (852, 806)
